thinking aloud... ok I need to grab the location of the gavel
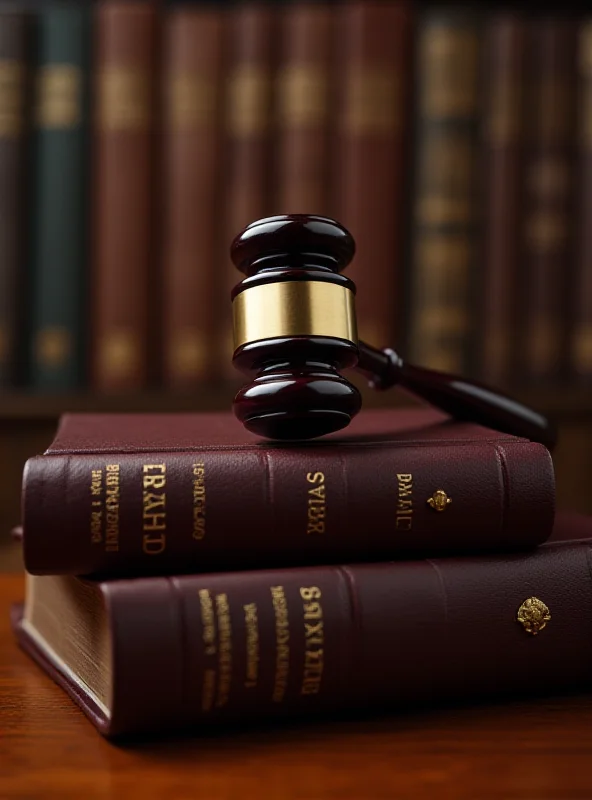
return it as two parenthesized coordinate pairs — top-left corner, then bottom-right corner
(230, 214), (556, 449)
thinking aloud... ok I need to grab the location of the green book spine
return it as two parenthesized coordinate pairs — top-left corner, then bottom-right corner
(29, 4), (89, 388)
(406, 7), (482, 375)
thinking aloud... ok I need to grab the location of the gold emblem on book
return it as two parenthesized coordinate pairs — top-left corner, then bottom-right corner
(517, 597), (551, 635)
(427, 489), (451, 512)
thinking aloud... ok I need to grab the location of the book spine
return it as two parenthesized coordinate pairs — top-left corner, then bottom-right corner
(273, 1), (332, 214)
(571, 22), (592, 382)
(218, 2), (275, 380)
(520, 18), (577, 383)
(407, 8), (481, 374)
(480, 14), (526, 387)
(29, 5), (89, 389)
(22, 438), (554, 576)
(101, 539), (592, 733)
(333, 0), (411, 347)
(0, 13), (28, 387)
(161, 6), (224, 388)
(92, 1), (157, 390)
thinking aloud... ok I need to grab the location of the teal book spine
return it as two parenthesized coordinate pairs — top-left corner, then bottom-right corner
(29, 4), (89, 388)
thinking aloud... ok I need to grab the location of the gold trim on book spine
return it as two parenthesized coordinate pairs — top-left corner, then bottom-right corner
(233, 281), (357, 350)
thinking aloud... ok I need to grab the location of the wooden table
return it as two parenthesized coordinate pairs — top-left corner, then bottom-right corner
(2, 573), (592, 800)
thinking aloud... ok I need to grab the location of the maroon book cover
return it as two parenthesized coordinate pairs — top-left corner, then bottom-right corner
(91, 2), (158, 390)
(12, 511), (592, 737)
(571, 22), (592, 381)
(480, 14), (526, 387)
(161, 5), (224, 388)
(520, 17), (577, 382)
(333, 0), (411, 348)
(21, 408), (554, 577)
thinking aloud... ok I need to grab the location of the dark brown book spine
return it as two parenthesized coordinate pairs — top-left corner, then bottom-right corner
(22, 436), (554, 576)
(480, 15), (526, 386)
(0, 13), (27, 386)
(333, 0), (411, 348)
(274, 1), (333, 214)
(92, 2), (157, 390)
(520, 18), (577, 383)
(15, 528), (592, 735)
(161, 7), (224, 388)
(218, 2), (275, 379)
(571, 22), (592, 381)
(407, 8), (481, 374)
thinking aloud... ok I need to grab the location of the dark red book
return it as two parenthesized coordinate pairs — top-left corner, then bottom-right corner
(218, 2), (276, 381)
(161, 5), (224, 388)
(273, 1), (333, 214)
(21, 408), (554, 577)
(12, 511), (590, 737)
(333, 0), (411, 348)
(91, 1), (158, 391)
(570, 22), (592, 382)
(480, 14), (526, 387)
(520, 17), (577, 382)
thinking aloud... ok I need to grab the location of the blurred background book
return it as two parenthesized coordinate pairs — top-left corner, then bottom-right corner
(0, 0), (591, 567)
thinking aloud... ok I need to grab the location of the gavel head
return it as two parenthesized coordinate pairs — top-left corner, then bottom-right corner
(231, 214), (362, 440)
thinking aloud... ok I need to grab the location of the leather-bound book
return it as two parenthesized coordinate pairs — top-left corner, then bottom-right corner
(520, 18), (577, 383)
(12, 512), (592, 737)
(407, 7), (481, 374)
(218, 2), (276, 379)
(21, 408), (554, 577)
(480, 14), (526, 387)
(29, 3), (90, 389)
(274, 1), (333, 214)
(92, 1), (157, 391)
(161, 5), (224, 388)
(333, 0), (411, 348)
(0, 10), (28, 387)
(571, 22), (592, 382)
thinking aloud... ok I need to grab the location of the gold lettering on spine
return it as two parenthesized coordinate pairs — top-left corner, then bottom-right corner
(300, 587), (324, 695)
(270, 585), (290, 703)
(90, 469), (103, 544)
(396, 473), (413, 530)
(198, 589), (216, 712)
(243, 603), (260, 689)
(105, 464), (120, 552)
(306, 471), (326, 534)
(36, 64), (82, 129)
(142, 465), (166, 554)
(215, 593), (232, 708)
(192, 462), (206, 540)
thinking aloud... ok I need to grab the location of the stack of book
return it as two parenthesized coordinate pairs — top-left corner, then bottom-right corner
(0, 0), (590, 393)
(10, 405), (592, 736)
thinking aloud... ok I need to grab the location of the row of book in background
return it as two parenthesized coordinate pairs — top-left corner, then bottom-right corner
(0, 0), (591, 392)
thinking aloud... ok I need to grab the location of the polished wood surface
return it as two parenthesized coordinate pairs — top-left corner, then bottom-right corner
(1, 573), (592, 799)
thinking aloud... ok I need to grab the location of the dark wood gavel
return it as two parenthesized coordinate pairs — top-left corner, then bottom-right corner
(230, 214), (556, 449)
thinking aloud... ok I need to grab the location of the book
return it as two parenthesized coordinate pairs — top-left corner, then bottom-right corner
(161, 4), (224, 388)
(333, 0), (411, 348)
(29, 3), (90, 389)
(571, 21), (592, 382)
(218, 2), (276, 380)
(92, 1), (157, 390)
(480, 13), (526, 387)
(0, 10), (28, 387)
(407, 6), (481, 374)
(520, 17), (577, 382)
(12, 511), (589, 737)
(21, 408), (555, 577)
(273, 0), (333, 214)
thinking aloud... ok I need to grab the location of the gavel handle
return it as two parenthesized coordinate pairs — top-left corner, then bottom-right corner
(356, 341), (557, 450)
